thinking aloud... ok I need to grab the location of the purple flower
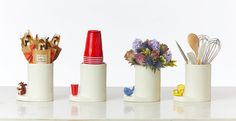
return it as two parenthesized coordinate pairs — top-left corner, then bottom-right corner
(132, 39), (142, 52)
(166, 51), (172, 63)
(148, 39), (160, 50)
(135, 53), (145, 65)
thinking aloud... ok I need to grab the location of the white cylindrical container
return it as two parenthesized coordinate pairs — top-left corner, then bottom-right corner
(80, 63), (106, 101)
(27, 64), (53, 101)
(134, 65), (160, 102)
(185, 64), (211, 101)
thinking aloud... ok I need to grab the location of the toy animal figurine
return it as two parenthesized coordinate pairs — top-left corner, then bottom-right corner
(124, 86), (135, 96)
(172, 84), (185, 96)
(17, 82), (27, 95)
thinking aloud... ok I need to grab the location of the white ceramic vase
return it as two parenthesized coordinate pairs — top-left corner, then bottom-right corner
(70, 63), (107, 102)
(124, 65), (161, 102)
(17, 64), (53, 101)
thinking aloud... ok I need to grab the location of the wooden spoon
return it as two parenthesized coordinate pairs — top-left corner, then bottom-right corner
(188, 33), (199, 58)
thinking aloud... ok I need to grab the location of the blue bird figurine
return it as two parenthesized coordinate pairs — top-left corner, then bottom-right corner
(124, 86), (135, 96)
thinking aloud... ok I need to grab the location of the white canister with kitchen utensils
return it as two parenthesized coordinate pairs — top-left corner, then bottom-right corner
(185, 64), (211, 101)
(17, 64), (53, 101)
(70, 63), (107, 102)
(174, 64), (211, 102)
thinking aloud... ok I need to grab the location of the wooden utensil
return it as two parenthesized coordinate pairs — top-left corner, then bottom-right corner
(188, 33), (199, 57)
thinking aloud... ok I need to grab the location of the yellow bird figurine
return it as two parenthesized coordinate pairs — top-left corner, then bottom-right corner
(173, 84), (185, 96)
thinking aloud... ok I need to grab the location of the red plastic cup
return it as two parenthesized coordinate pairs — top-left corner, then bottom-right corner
(83, 61), (103, 64)
(71, 84), (79, 96)
(83, 56), (103, 64)
(84, 30), (103, 57)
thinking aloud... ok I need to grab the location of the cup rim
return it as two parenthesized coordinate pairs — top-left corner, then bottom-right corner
(71, 84), (79, 86)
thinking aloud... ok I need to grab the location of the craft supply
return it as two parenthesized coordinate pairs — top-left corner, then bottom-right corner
(21, 30), (33, 47)
(21, 30), (61, 64)
(187, 52), (197, 64)
(50, 34), (61, 62)
(176, 41), (188, 64)
(188, 33), (199, 57)
(33, 49), (51, 64)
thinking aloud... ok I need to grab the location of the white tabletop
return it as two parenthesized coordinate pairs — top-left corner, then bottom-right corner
(0, 87), (235, 121)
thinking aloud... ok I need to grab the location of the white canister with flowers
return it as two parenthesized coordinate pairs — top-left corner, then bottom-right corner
(124, 39), (176, 102)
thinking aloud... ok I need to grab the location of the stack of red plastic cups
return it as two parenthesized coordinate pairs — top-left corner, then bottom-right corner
(83, 30), (103, 64)
(70, 30), (107, 101)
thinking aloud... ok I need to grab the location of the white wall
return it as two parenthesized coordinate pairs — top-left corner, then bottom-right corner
(0, 0), (235, 87)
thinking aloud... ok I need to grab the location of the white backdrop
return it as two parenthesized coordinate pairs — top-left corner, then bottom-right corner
(0, 0), (235, 87)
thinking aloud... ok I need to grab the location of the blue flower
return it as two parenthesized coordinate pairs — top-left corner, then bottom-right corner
(124, 86), (135, 96)
(145, 56), (153, 66)
(154, 61), (162, 68)
(148, 39), (160, 50)
(132, 39), (142, 52)
(142, 40), (150, 49)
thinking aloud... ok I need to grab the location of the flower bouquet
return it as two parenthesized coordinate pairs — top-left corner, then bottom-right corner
(124, 39), (176, 72)
(123, 38), (176, 102)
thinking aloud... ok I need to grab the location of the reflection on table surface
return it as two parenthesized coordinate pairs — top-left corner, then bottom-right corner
(0, 87), (236, 120)
(173, 101), (211, 118)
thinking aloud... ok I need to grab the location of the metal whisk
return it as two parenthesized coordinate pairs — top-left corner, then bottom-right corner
(201, 38), (221, 64)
